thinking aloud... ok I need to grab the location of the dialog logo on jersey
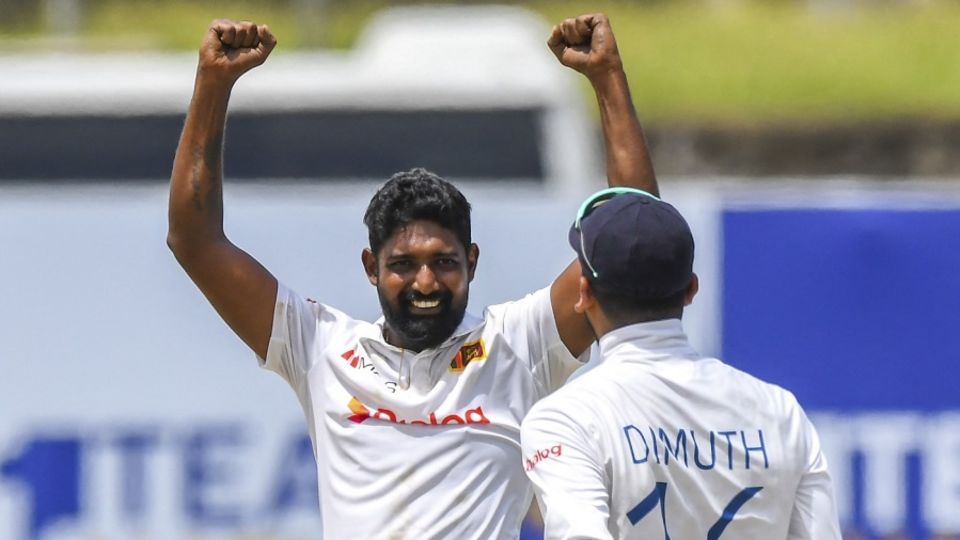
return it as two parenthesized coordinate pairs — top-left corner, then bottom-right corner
(449, 339), (487, 372)
(525, 444), (563, 471)
(345, 397), (490, 425)
(347, 397), (371, 424)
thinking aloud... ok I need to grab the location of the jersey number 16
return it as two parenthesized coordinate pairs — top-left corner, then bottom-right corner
(627, 482), (763, 539)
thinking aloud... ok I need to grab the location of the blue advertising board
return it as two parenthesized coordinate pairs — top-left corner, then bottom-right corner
(722, 207), (960, 538)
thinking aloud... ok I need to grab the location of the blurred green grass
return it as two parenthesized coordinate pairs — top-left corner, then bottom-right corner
(537, 1), (960, 123)
(3, 0), (960, 124)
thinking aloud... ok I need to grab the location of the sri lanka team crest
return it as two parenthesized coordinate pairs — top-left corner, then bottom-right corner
(449, 339), (486, 373)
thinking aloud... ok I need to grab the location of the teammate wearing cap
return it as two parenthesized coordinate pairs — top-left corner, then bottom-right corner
(168, 13), (656, 540)
(520, 189), (842, 539)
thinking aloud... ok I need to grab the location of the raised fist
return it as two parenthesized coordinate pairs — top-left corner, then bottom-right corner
(547, 14), (622, 79)
(198, 19), (277, 84)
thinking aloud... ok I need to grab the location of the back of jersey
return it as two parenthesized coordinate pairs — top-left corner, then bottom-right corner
(521, 334), (841, 540)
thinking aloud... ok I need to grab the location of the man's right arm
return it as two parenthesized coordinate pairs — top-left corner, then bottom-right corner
(167, 20), (278, 359)
(521, 402), (613, 540)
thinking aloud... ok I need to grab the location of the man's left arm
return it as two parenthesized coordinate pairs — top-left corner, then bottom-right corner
(788, 408), (844, 539)
(549, 13), (659, 357)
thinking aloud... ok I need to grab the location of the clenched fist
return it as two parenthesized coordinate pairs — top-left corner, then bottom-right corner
(547, 14), (622, 79)
(198, 19), (277, 85)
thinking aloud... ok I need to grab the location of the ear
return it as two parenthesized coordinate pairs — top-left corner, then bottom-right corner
(574, 276), (596, 314)
(362, 248), (379, 286)
(683, 273), (699, 306)
(466, 243), (480, 282)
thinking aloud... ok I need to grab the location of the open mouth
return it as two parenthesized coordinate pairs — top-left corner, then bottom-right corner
(404, 293), (448, 315)
(411, 298), (441, 309)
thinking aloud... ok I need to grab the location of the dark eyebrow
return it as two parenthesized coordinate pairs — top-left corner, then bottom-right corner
(386, 249), (460, 260)
(385, 254), (413, 262)
(384, 247), (464, 263)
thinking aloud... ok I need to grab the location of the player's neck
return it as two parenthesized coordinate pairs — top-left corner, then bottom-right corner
(585, 308), (615, 339)
(589, 307), (684, 340)
(382, 325), (427, 353)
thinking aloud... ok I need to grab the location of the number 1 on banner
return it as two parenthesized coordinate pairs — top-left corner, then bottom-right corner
(626, 483), (763, 539)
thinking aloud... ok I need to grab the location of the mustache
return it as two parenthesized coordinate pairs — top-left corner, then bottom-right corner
(402, 291), (452, 304)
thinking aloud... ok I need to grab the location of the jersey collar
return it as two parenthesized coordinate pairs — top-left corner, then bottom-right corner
(370, 311), (483, 345)
(362, 312), (485, 391)
(364, 311), (484, 359)
(598, 318), (700, 361)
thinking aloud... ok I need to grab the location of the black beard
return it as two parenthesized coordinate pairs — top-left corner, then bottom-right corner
(378, 288), (468, 351)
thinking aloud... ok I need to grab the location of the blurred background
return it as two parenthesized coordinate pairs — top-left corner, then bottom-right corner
(1, 1), (959, 539)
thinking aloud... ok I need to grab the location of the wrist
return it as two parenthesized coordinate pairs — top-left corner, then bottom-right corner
(189, 74), (234, 118)
(195, 65), (239, 92)
(588, 63), (627, 92)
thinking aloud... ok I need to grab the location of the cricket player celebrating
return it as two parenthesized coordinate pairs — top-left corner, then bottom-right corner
(520, 189), (842, 539)
(168, 13), (654, 539)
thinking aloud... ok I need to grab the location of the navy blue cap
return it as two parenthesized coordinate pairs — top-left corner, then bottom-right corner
(568, 188), (694, 299)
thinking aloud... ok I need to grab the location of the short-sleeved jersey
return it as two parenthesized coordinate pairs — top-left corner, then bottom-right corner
(520, 319), (842, 540)
(259, 282), (582, 540)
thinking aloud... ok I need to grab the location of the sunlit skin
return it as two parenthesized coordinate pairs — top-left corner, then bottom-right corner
(362, 220), (479, 352)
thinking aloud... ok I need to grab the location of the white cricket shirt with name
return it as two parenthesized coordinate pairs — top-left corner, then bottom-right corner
(259, 282), (581, 540)
(520, 319), (841, 540)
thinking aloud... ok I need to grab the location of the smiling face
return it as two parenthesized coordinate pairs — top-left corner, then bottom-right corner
(362, 219), (479, 352)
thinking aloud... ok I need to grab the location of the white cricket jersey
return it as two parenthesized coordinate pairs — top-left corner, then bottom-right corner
(259, 282), (582, 540)
(520, 319), (842, 540)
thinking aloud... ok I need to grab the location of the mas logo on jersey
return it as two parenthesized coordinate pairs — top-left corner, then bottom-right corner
(449, 339), (487, 372)
(341, 348), (397, 393)
(345, 397), (490, 426)
(341, 349), (362, 368)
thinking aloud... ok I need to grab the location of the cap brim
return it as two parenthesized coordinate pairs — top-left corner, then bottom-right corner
(567, 221), (581, 253)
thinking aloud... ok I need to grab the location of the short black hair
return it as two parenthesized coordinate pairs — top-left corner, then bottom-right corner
(363, 168), (472, 255)
(591, 282), (687, 326)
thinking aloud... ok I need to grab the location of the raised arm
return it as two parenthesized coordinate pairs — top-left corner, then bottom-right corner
(167, 20), (279, 359)
(549, 13), (658, 357)
(548, 13), (657, 194)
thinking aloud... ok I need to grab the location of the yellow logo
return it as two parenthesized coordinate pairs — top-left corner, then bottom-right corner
(449, 339), (487, 372)
(347, 397), (371, 423)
